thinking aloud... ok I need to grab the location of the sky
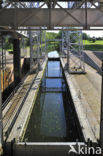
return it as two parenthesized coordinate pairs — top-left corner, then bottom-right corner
(47, 30), (103, 37)
(83, 31), (103, 37)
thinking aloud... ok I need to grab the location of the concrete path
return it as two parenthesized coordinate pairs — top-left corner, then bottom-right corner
(7, 58), (47, 142)
(61, 58), (100, 142)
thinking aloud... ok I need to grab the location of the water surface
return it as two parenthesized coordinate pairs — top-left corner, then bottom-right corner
(24, 60), (82, 142)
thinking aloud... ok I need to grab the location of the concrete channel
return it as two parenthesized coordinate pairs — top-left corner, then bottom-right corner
(5, 58), (48, 143)
(3, 55), (99, 156)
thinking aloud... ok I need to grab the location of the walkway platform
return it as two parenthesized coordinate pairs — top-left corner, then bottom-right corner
(2, 58), (47, 142)
(6, 58), (47, 142)
(60, 58), (100, 142)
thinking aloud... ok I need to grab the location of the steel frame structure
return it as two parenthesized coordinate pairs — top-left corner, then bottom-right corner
(0, 35), (6, 92)
(40, 31), (46, 58)
(61, 2), (85, 74)
(0, 0), (103, 153)
(62, 31), (85, 74)
(0, 0), (103, 30)
(70, 30), (85, 74)
(29, 30), (47, 71)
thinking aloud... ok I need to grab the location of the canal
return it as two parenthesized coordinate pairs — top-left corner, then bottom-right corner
(24, 57), (84, 142)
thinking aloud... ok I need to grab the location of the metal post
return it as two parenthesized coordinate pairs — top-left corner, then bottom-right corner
(81, 31), (85, 72)
(29, 30), (34, 72)
(37, 32), (40, 70)
(67, 30), (85, 74)
(59, 42), (61, 57)
(48, 0), (52, 29)
(1, 37), (4, 91)
(0, 35), (3, 145)
(29, 1), (40, 72)
(13, 38), (21, 86)
(40, 31), (42, 57)
(62, 32), (63, 56)
(62, 31), (67, 57)
(22, 38), (25, 58)
(44, 31), (46, 56)
(67, 31), (70, 72)
(0, 54), (3, 145)
(100, 61), (103, 155)
(85, 0), (87, 29)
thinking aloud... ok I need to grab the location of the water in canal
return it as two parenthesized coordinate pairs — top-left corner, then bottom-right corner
(24, 58), (83, 142)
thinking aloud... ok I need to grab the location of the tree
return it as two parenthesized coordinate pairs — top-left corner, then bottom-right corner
(82, 33), (89, 40)
(46, 32), (57, 40)
(92, 36), (96, 43)
(55, 31), (62, 39)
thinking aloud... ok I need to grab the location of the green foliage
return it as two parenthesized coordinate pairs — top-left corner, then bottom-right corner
(46, 32), (57, 40)
(92, 37), (96, 43)
(96, 37), (103, 40)
(82, 33), (89, 40)
(25, 38), (29, 47)
(88, 37), (92, 42)
(55, 31), (62, 39)
(45, 31), (60, 52)
(47, 42), (60, 52)
(83, 40), (103, 45)
(84, 45), (103, 51)
(83, 39), (103, 51)
(4, 36), (13, 50)
(88, 37), (96, 43)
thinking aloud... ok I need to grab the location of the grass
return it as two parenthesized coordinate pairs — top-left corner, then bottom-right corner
(83, 40), (103, 45)
(83, 40), (103, 51)
(8, 49), (13, 51)
(7, 39), (103, 53)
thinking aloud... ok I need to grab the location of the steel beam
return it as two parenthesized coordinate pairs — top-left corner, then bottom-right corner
(29, 30), (34, 72)
(13, 38), (21, 86)
(10, 0), (84, 2)
(9, 0), (102, 2)
(0, 37), (3, 146)
(0, 8), (103, 29)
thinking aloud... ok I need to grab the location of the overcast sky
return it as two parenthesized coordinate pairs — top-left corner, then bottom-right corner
(83, 31), (103, 37)
(47, 30), (103, 37)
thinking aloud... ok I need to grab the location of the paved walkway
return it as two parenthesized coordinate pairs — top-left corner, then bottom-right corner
(3, 63), (38, 141)
(62, 58), (101, 141)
